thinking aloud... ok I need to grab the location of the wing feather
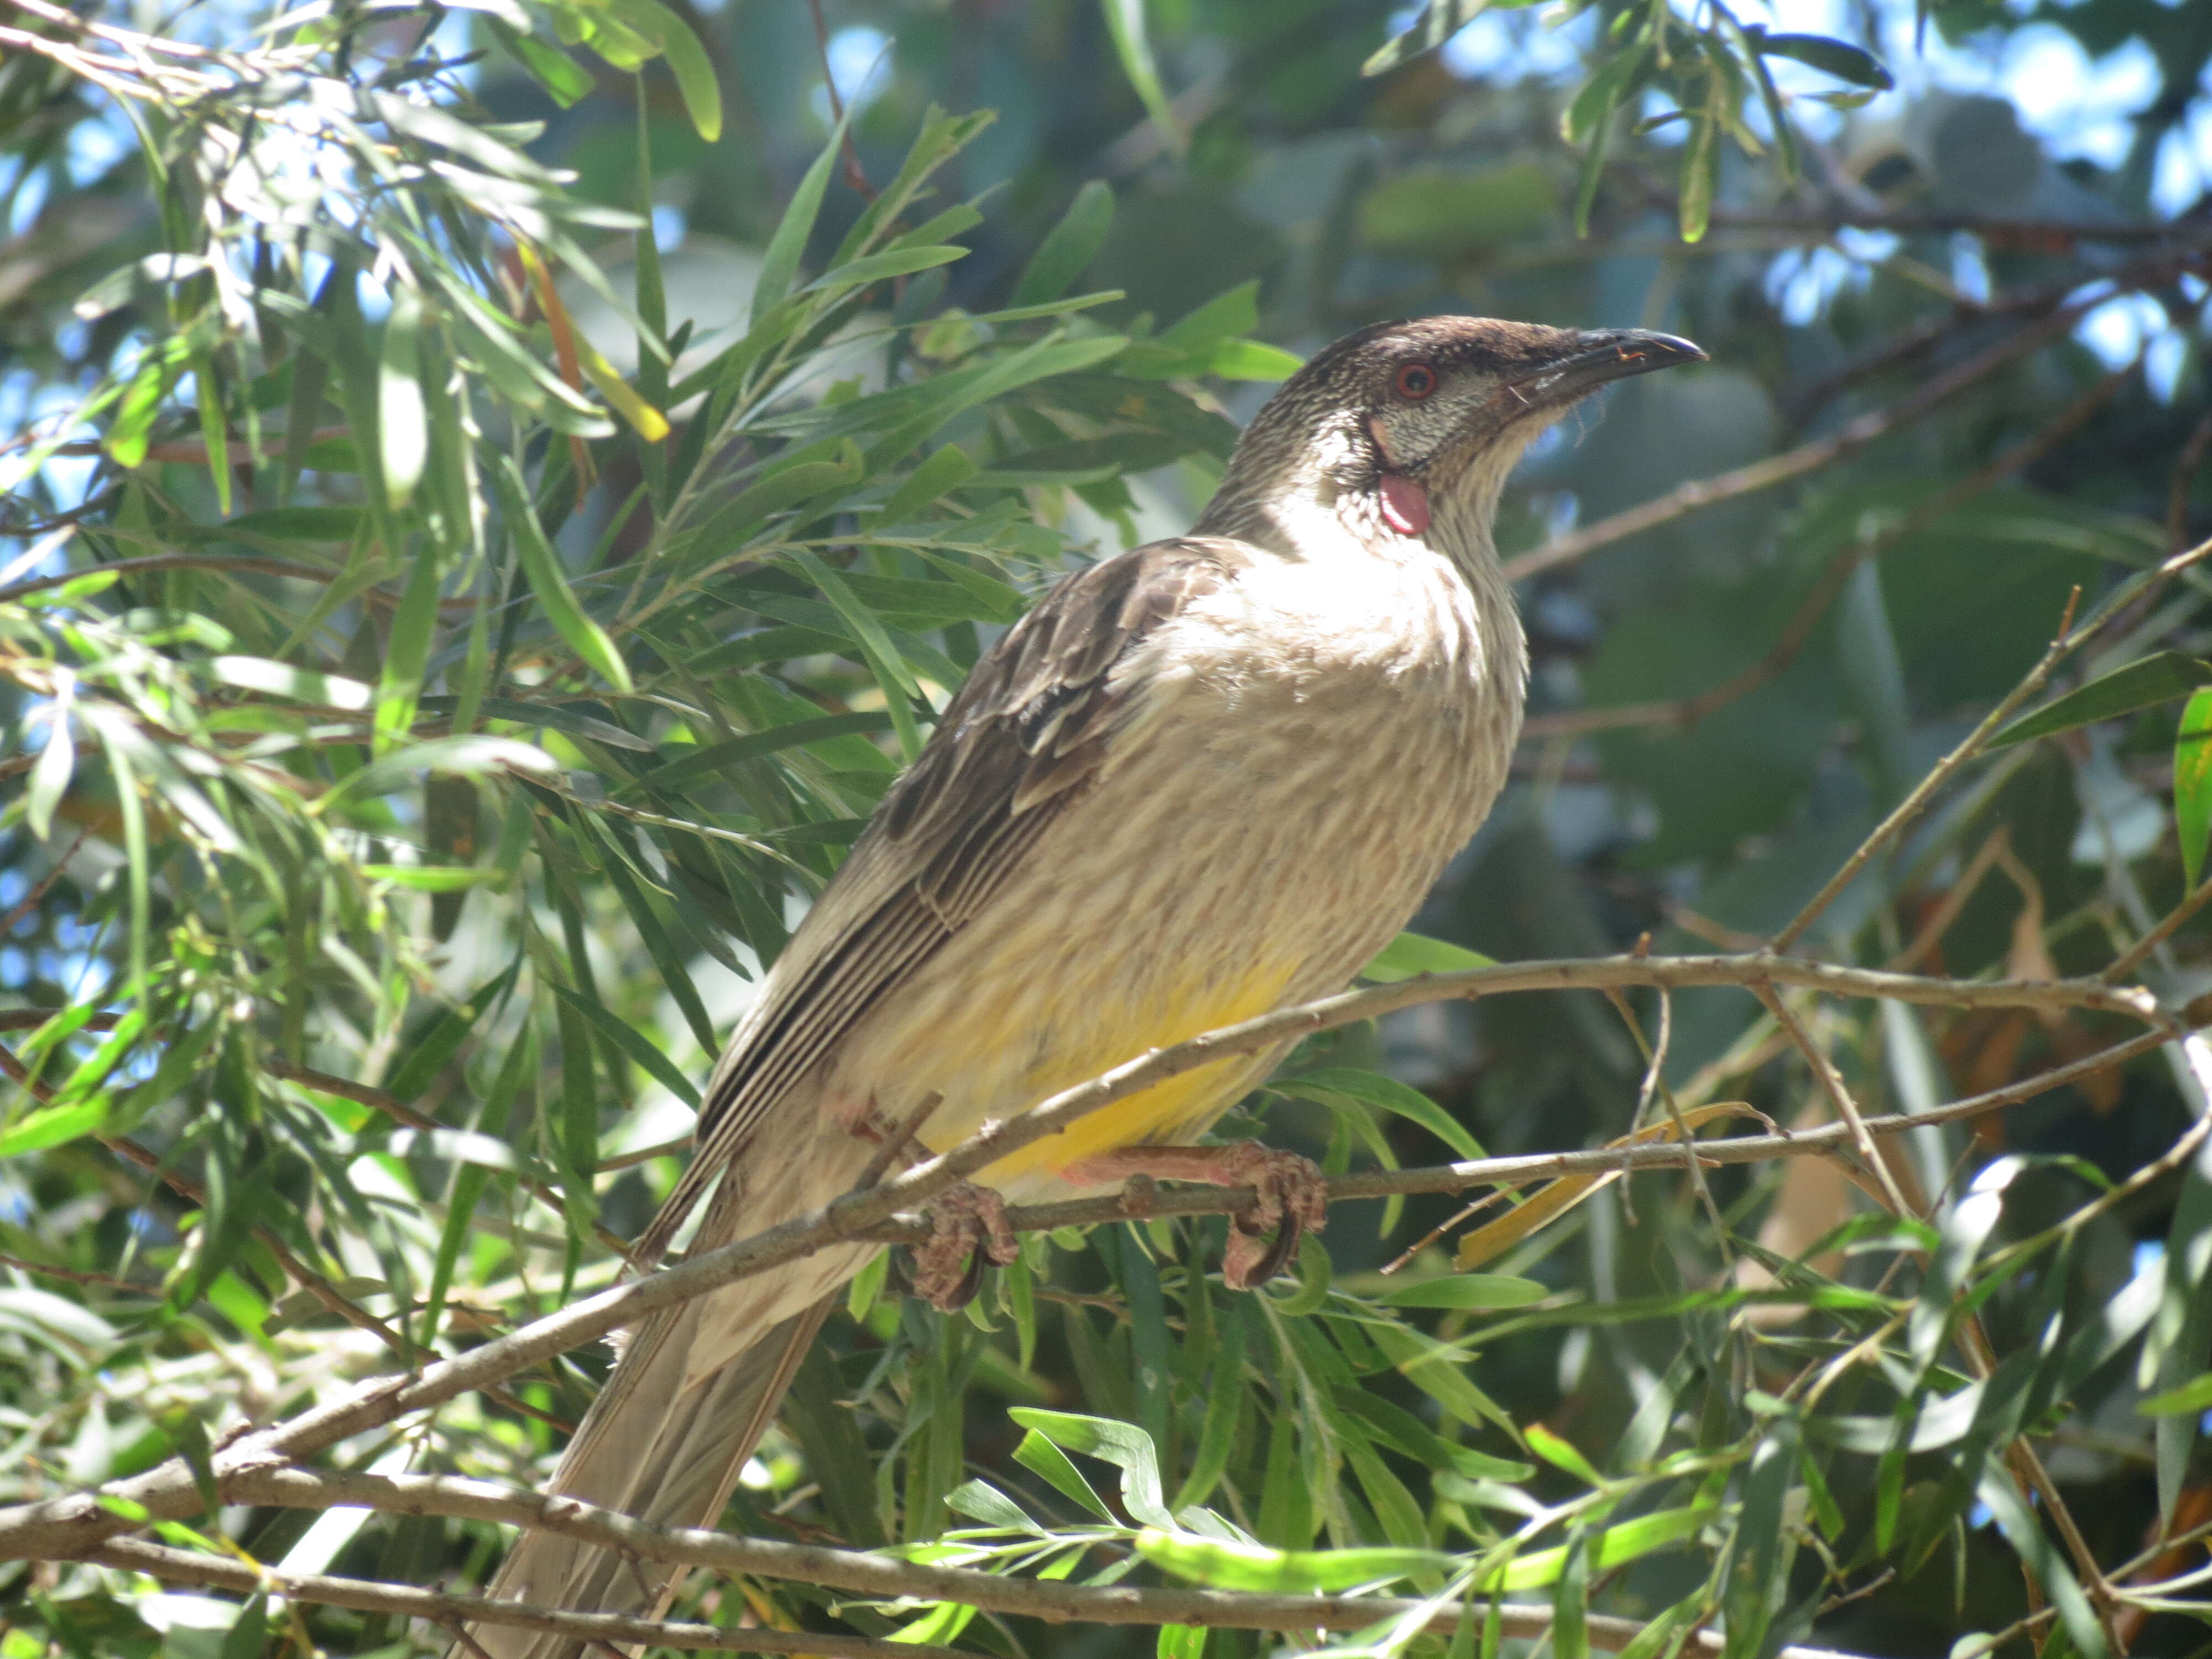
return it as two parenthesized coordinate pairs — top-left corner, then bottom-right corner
(639, 535), (1255, 1258)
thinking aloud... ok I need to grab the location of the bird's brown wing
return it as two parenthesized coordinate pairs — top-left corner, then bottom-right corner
(640, 534), (1255, 1256)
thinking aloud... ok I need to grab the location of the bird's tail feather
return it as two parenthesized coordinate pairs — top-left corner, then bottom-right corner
(456, 1162), (875, 1659)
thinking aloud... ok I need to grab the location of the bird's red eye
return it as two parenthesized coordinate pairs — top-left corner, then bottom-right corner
(1395, 362), (1438, 400)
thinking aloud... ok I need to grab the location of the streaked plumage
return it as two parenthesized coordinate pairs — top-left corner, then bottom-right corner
(465, 316), (1702, 1658)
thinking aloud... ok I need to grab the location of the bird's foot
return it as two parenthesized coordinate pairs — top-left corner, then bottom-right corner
(910, 1182), (1020, 1311)
(1062, 1142), (1328, 1290)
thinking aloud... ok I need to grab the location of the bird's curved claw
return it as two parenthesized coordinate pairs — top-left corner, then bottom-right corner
(1217, 1145), (1329, 1291)
(910, 1182), (1020, 1311)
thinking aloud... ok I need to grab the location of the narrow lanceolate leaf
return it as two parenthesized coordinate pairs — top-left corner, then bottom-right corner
(1361, 930), (1495, 983)
(787, 548), (924, 761)
(378, 286), (429, 511)
(1454, 1102), (1755, 1269)
(1747, 28), (1894, 89)
(1363, 0), (1490, 77)
(2176, 688), (2212, 888)
(1135, 1530), (1452, 1593)
(1100, 0), (1183, 154)
(1991, 650), (2212, 747)
(492, 455), (632, 692)
(1678, 101), (1719, 244)
(377, 542), (442, 750)
(606, 0), (723, 141)
(551, 983), (702, 1109)
(754, 102), (854, 328)
(26, 674), (75, 841)
(1480, 1505), (1715, 1591)
(576, 337), (670, 442)
(1015, 181), (1115, 306)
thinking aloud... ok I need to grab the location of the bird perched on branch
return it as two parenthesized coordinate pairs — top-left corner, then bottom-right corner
(466, 315), (1703, 1657)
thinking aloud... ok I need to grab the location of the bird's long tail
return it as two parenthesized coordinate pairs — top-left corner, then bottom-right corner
(456, 1164), (878, 1659)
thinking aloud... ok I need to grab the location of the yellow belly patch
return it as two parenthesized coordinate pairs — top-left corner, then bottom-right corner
(925, 963), (1298, 1186)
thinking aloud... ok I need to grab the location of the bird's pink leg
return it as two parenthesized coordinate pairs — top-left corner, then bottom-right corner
(910, 1183), (1020, 1311)
(1062, 1144), (1328, 1289)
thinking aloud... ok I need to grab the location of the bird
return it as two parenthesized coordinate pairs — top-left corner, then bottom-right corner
(462, 314), (1703, 1658)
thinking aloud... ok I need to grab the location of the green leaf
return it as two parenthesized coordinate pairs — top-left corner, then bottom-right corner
(786, 548), (924, 761)
(806, 246), (968, 294)
(493, 455), (633, 692)
(377, 541), (442, 750)
(25, 679), (73, 842)
(1012, 1427), (1115, 1522)
(1679, 104), (1719, 244)
(378, 290), (429, 512)
(210, 656), (372, 711)
(599, 0), (722, 140)
(1992, 650), (2212, 747)
(216, 506), (363, 542)
(637, 712), (893, 792)
(1015, 181), (1115, 306)
(418, 694), (656, 752)
(1525, 1423), (1604, 1485)
(491, 22), (594, 105)
(754, 102), (853, 327)
(1008, 1407), (1176, 1528)
(1379, 1274), (1549, 1311)
(1748, 28), (1893, 89)
(1136, 1529), (1452, 1592)
(551, 983), (702, 1109)
(1100, 0), (1183, 154)
(1361, 931), (1495, 982)
(1551, 1534), (1589, 1659)
(1290, 1066), (1486, 1163)
(2179, 690), (2212, 889)
(2141, 1370), (2212, 1416)
(1363, 0), (1490, 77)
(879, 445), (980, 523)
(158, 1410), (221, 1519)
(1479, 1504), (1714, 1590)
(0, 1098), (108, 1158)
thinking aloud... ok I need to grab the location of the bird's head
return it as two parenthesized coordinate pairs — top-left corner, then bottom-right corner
(1199, 315), (1704, 567)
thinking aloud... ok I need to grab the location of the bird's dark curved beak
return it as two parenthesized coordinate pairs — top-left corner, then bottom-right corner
(1522, 330), (1706, 400)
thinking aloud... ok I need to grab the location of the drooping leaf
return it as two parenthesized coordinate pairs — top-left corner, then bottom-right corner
(1991, 651), (2212, 747)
